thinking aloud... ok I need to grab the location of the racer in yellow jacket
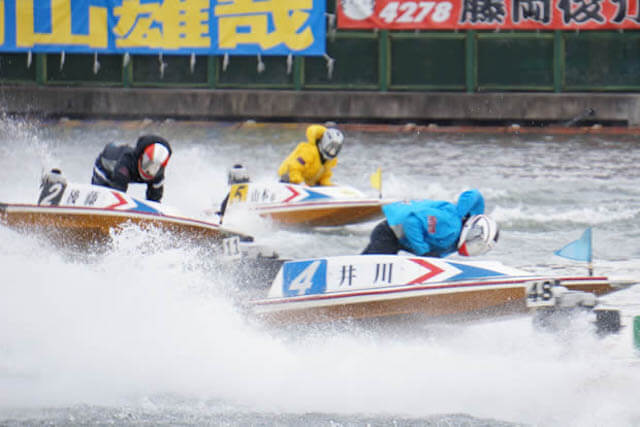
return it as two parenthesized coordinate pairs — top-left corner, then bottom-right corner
(277, 125), (345, 186)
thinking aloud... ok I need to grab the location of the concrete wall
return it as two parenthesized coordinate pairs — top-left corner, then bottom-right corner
(2, 86), (639, 126)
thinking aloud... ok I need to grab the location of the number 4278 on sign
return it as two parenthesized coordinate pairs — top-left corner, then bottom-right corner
(379, 1), (453, 24)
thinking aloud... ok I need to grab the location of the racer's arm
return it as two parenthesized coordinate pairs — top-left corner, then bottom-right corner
(401, 214), (432, 256)
(281, 145), (313, 184)
(286, 157), (306, 184)
(146, 172), (164, 202)
(110, 161), (131, 192)
(146, 181), (163, 202)
(317, 158), (338, 186)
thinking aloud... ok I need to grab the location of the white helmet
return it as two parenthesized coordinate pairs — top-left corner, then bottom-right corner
(318, 128), (344, 160)
(457, 215), (500, 256)
(228, 164), (250, 185)
(138, 143), (170, 180)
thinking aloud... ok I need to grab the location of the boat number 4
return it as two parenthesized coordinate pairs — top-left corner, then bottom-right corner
(282, 260), (327, 296)
(525, 279), (561, 307)
(288, 260), (322, 295)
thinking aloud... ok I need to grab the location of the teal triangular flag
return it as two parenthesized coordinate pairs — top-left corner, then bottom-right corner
(554, 228), (592, 262)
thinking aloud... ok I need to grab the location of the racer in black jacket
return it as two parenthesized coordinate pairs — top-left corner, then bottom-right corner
(91, 134), (172, 202)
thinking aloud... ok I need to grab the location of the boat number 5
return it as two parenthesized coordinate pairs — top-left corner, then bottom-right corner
(525, 279), (560, 307)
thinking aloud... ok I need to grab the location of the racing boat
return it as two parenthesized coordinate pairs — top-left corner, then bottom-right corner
(0, 170), (249, 249)
(220, 181), (394, 227)
(242, 254), (635, 325)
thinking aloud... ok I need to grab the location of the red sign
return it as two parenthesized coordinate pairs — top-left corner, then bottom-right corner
(337, 0), (640, 30)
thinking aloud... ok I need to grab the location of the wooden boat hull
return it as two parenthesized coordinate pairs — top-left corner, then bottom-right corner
(256, 201), (385, 227)
(248, 255), (628, 325)
(224, 182), (391, 227)
(0, 203), (237, 248)
(1, 180), (247, 249)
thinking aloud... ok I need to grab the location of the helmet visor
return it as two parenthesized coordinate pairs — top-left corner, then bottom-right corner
(457, 215), (499, 256)
(139, 143), (170, 180)
(462, 231), (489, 256)
(322, 140), (342, 158)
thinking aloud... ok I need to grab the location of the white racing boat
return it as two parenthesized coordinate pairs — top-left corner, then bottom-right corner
(0, 170), (250, 249)
(228, 250), (636, 325)
(221, 181), (394, 227)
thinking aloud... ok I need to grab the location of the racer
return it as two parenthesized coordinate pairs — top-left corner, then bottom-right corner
(91, 134), (172, 202)
(218, 164), (251, 220)
(361, 189), (499, 257)
(277, 125), (344, 186)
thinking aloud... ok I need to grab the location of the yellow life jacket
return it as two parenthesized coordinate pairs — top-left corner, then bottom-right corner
(277, 125), (338, 186)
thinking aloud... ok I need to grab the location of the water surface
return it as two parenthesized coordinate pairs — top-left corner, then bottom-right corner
(1, 118), (640, 426)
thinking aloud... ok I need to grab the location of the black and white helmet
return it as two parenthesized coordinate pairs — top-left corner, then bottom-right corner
(457, 215), (500, 256)
(228, 164), (250, 185)
(318, 128), (344, 160)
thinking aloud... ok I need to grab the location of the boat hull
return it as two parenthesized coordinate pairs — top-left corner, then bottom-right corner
(248, 255), (627, 325)
(256, 201), (385, 227)
(253, 277), (620, 325)
(224, 182), (391, 227)
(0, 203), (236, 248)
(1, 178), (250, 249)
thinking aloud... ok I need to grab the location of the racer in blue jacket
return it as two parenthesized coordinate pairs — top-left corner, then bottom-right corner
(361, 189), (499, 257)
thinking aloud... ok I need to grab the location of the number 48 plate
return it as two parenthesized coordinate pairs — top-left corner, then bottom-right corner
(525, 279), (561, 308)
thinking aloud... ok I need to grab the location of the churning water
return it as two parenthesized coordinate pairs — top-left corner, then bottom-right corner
(2, 117), (640, 426)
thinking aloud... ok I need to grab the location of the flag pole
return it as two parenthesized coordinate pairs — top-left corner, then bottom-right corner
(588, 227), (593, 276)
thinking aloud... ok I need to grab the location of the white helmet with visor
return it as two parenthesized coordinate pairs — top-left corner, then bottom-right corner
(318, 128), (344, 160)
(457, 215), (500, 257)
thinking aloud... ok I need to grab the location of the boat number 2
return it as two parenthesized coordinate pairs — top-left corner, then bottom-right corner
(525, 279), (560, 307)
(379, 1), (453, 24)
(37, 181), (67, 206)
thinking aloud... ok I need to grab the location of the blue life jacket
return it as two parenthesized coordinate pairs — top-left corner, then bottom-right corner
(382, 189), (485, 257)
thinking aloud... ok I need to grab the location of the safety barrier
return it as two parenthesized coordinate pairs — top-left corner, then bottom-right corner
(1, 30), (639, 92)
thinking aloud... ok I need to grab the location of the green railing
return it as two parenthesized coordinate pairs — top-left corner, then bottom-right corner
(1, 30), (639, 91)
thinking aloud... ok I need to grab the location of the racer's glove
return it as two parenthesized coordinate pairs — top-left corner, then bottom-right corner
(279, 173), (290, 183)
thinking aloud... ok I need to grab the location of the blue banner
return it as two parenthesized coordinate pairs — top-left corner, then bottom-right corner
(0, 0), (325, 55)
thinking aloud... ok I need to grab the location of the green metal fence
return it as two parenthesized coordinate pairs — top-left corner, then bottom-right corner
(2, 30), (639, 92)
